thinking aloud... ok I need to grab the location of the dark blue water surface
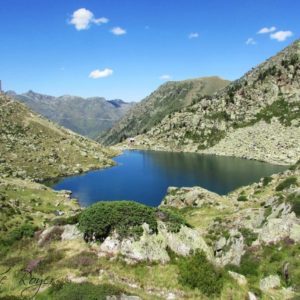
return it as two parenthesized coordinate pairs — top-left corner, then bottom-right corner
(51, 150), (286, 207)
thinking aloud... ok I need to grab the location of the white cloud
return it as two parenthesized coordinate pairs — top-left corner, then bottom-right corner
(189, 32), (199, 39)
(258, 26), (276, 34)
(270, 30), (293, 42)
(89, 68), (113, 79)
(111, 27), (127, 35)
(246, 38), (256, 45)
(70, 8), (109, 30)
(93, 17), (109, 25)
(160, 74), (172, 80)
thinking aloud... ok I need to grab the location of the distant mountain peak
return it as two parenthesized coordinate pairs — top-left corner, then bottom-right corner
(108, 99), (127, 107)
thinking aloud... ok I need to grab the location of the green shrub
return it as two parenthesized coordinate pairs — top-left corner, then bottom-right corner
(79, 201), (158, 241)
(178, 250), (224, 296)
(286, 193), (300, 217)
(276, 177), (298, 191)
(262, 176), (273, 186)
(231, 251), (260, 277)
(37, 282), (125, 300)
(9, 223), (36, 241)
(237, 195), (248, 202)
(51, 213), (80, 226)
(239, 228), (258, 246)
(156, 208), (190, 232)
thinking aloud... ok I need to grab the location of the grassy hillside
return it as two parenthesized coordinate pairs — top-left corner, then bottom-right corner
(0, 94), (117, 181)
(100, 76), (230, 145)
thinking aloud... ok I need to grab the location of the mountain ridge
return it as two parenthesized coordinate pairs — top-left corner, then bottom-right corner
(100, 76), (230, 145)
(8, 90), (135, 139)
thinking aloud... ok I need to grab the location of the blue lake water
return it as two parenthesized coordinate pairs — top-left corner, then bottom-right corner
(51, 150), (286, 207)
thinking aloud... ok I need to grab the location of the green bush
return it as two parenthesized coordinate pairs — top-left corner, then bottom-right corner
(157, 208), (190, 232)
(286, 193), (300, 217)
(9, 223), (36, 241)
(78, 201), (158, 241)
(237, 195), (248, 202)
(37, 282), (125, 300)
(228, 251), (260, 277)
(239, 227), (258, 246)
(276, 177), (298, 191)
(51, 213), (80, 226)
(262, 176), (273, 186)
(178, 250), (224, 296)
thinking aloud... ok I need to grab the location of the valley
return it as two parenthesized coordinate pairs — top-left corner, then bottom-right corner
(0, 37), (299, 300)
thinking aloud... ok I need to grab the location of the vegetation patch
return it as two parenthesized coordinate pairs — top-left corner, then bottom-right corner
(79, 201), (158, 241)
(237, 194), (248, 202)
(51, 213), (80, 226)
(178, 250), (224, 296)
(275, 176), (298, 191)
(239, 227), (258, 246)
(0, 223), (36, 254)
(79, 201), (190, 242)
(156, 208), (190, 233)
(233, 98), (300, 129)
(262, 176), (273, 186)
(286, 192), (300, 217)
(226, 251), (260, 277)
(37, 282), (126, 300)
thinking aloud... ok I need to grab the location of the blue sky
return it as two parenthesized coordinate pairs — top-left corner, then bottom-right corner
(0, 0), (299, 101)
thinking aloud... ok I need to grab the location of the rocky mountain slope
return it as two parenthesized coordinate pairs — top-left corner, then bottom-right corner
(0, 94), (117, 181)
(120, 39), (300, 165)
(8, 90), (134, 139)
(100, 76), (230, 145)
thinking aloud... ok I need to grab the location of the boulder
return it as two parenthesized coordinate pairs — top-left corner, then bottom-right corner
(259, 274), (281, 290)
(248, 292), (257, 300)
(61, 225), (82, 241)
(228, 271), (247, 286)
(259, 215), (299, 243)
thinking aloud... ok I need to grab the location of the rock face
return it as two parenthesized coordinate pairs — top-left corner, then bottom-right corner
(161, 186), (224, 208)
(98, 222), (212, 263)
(0, 94), (117, 180)
(259, 214), (300, 244)
(100, 77), (230, 145)
(201, 120), (300, 165)
(117, 39), (300, 165)
(10, 91), (134, 139)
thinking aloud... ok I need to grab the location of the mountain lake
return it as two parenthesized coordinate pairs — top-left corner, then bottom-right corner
(51, 150), (287, 207)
